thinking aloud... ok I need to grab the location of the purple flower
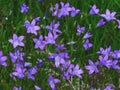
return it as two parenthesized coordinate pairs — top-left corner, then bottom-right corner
(9, 34), (24, 48)
(46, 20), (62, 34)
(116, 19), (120, 29)
(61, 61), (72, 79)
(58, 2), (72, 18)
(97, 19), (106, 27)
(89, 5), (99, 15)
(0, 51), (7, 67)
(24, 18), (40, 35)
(50, 3), (59, 17)
(33, 17), (41, 22)
(83, 32), (92, 39)
(76, 25), (85, 36)
(10, 52), (17, 63)
(13, 86), (22, 90)
(33, 35), (46, 50)
(110, 60), (120, 70)
(45, 32), (58, 44)
(20, 3), (29, 13)
(55, 44), (66, 51)
(63, 64), (74, 79)
(85, 60), (99, 74)
(48, 75), (60, 90)
(61, 62), (83, 80)
(37, 59), (43, 67)
(35, 85), (42, 90)
(27, 66), (38, 80)
(11, 64), (26, 79)
(59, 52), (70, 59)
(54, 55), (65, 67)
(48, 52), (69, 61)
(104, 85), (114, 90)
(83, 39), (93, 50)
(97, 46), (111, 56)
(71, 7), (80, 17)
(100, 9), (116, 21)
(48, 53), (67, 67)
(24, 62), (31, 67)
(10, 49), (25, 63)
(112, 50), (120, 59)
(72, 64), (83, 78)
(99, 55), (111, 68)
(61, 60), (71, 69)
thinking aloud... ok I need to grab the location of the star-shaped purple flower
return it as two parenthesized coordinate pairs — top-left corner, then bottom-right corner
(85, 60), (99, 74)
(54, 55), (65, 67)
(27, 66), (38, 80)
(46, 20), (62, 34)
(97, 19), (106, 27)
(71, 7), (80, 17)
(45, 32), (58, 44)
(59, 52), (70, 59)
(13, 86), (22, 90)
(83, 31), (92, 39)
(112, 50), (120, 59)
(72, 64), (83, 78)
(97, 46), (111, 56)
(58, 2), (72, 18)
(9, 34), (24, 48)
(11, 63), (26, 79)
(33, 35), (46, 50)
(99, 55), (111, 68)
(83, 39), (93, 50)
(0, 51), (7, 67)
(48, 75), (60, 90)
(24, 18), (40, 35)
(20, 3), (29, 13)
(10, 49), (25, 63)
(110, 60), (120, 70)
(100, 9), (116, 21)
(89, 5), (99, 15)
(76, 25), (85, 36)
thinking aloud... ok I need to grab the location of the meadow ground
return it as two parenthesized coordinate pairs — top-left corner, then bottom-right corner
(0, 0), (120, 90)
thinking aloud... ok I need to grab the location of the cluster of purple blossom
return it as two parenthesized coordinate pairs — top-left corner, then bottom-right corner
(85, 46), (120, 76)
(90, 4), (120, 28)
(50, 2), (80, 18)
(76, 25), (93, 50)
(1, 1), (120, 90)
(97, 46), (120, 69)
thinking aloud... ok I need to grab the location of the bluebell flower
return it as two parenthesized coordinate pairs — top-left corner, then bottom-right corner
(85, 60), (99, 74)
(48, 75), (60, 90)
(100, 9), (116, 21)
(89, 5), (99, 15)
(20, 3), (29, 13)
(9, 34), (24, 48)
